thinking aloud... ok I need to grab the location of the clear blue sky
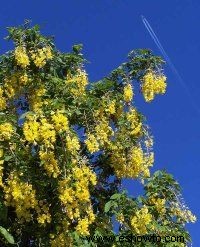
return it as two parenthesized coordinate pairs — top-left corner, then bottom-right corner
(0, 0), (199, 245)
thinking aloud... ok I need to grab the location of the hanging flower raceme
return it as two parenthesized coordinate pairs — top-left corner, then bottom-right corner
(126, 108), (142, 136)
(23, 115), (56, 148)
(30, 46), (53, 68)
(130, 206), (153, 234)
(110, 145), (151, 179)
(58, 164), (96, 236)
(51, 111), (69, 133)
(3, 172), (38, 222)
(66, 69), (88, 96)
(123, 83), (133, 102)
(85, 133), (99, 154)
(14, 46), (30, 68)
(0, 122), (14, 141)
(105, 100), (116, 115)
(141, 70), (167, 102)
(39, 150), (60, 178)
(94, 118), (114, 147)
(66, 133), (80, 155)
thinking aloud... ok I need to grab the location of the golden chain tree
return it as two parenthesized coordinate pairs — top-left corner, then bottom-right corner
(0, 23), (196, 246)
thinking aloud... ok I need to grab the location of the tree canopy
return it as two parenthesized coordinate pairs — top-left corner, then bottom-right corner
(0, 22), (196, 246)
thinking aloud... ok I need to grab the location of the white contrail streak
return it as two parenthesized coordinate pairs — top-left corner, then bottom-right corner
(141, 15), (200, 115)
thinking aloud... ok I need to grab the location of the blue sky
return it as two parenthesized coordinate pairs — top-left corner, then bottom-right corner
(0, 0), (199, 245)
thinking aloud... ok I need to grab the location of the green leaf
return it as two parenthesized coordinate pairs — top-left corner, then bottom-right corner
(4, 156), (12, 161)
(110, 193), (121, 200)
(104, 201), (113, 213)
(0, 226), (15, 244)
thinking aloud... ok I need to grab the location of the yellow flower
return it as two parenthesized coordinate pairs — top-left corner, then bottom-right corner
(123, 84), (133, 102)
(19, 73), (29, 85)
(66, 69), (88, 96)
(106, 100), (116, 114)
(4, 172), (38, 222)
(66, 134), (80, 154)
(149, 197), (166, 214)
(95, 118), (114, 146)
(14, 46), (30, 68)
(131, 206), (152, 234)
(85, 133), (99, 153)
(142, 70), (167, 102)
(76, 218), (90, 235)
(39, 150), (60, 178)
(116, 213), (124, 224)
(58, 164), (96, 223)
(0, 123), (14, 141)
(36, 202), (51, 224)
(126, 108), (142, 136)
(31, 46), (53, 68)
(23, 120), (40, 143)
(39, 118), (56, 147)
(51, 112), (69, 132)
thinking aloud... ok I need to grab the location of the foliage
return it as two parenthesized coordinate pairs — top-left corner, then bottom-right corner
(0, 22), (196, 246)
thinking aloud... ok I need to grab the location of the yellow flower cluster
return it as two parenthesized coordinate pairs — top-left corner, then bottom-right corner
(66, 134), (80, 155)
(39, 150), (60, 178)
(31, 46), (53, 68)
(23, 117), (40, 143)
(130, 206), (152, 234)
(23, 112), (71, 151)
(19, 73), (29, 85)
(58, 165), (96, 235)
(50, 232), (73, 247)
(36, 200), (51, 225)
(126, 108), (142, 136)
(3, 82), (15, 99)
(3, 74), (22, 99)
(84, 114), (113, 154)
(0, 122), (14, 141)
(95, 118), (114, 146)
(142, 71), (167, 102)
(3, 173), (52, 224)
(14, 46), (30, 68)
(123, 84), (133, 102)
(39, 118), (56, 147)
(4, 172), (38, 222)
(75, 218), (91, 236)
(105, 100), (116, 115)
(110, 145), (152, 179)
(28, 86), (46, 112)
(66, 69), (88, 96)
(0, 87), (6, 110)
(149, 197), (166, 214)
(23, 116), (56, 148)
(51, 112), (69, 133)
(85, 133), (100, 154)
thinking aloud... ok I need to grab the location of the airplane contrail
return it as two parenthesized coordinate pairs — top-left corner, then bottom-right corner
(141, 15), (200, 115)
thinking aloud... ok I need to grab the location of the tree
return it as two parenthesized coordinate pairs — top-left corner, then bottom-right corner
(0, 22), (196, 246)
